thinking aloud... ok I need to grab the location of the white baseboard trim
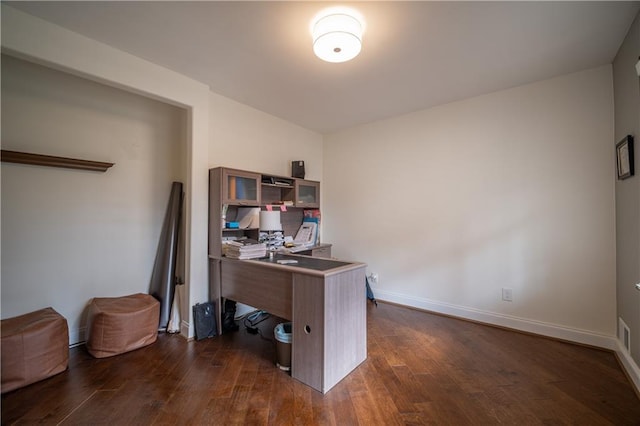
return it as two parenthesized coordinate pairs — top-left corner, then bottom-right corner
(615, 339), (640, 393)
(69, 327), (86, 347)
(375, 289), (640, 393)
(180, 319), (191, 340)
(374, 289), (618, 349)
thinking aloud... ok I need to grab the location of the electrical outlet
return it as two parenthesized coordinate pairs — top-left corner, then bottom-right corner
(368, 273), (378, 285)
(502, 288), (513, 302)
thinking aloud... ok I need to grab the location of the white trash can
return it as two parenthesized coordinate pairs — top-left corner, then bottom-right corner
(274, 322), (292, 371)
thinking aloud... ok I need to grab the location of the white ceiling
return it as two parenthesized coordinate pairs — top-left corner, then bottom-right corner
(6, 1), (639, 134)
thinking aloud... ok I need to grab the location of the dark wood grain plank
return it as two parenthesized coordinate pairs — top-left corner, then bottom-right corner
(2, 302), (639, 425)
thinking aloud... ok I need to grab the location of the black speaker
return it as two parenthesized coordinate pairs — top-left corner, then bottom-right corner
(292, 160), (305, 179)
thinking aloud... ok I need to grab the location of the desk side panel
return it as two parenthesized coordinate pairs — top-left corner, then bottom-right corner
(220, 260), (292, 320)
(209, 258), (222, 336)
(209, 168), (223, 257)
(292, 274), (324, 392)
(324, 266), (367, 392)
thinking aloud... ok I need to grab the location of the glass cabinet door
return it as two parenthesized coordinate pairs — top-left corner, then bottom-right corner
(222, 169), (260, 205)
(295, 180), (320, 208)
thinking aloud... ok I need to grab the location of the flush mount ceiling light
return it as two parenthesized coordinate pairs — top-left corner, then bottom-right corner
(311, 8), (364, 63)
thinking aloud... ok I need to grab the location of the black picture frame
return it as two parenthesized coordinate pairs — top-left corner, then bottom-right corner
(616, 135), (634, 180)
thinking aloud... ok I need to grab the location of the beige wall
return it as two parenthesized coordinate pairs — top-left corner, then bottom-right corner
(613, 12), (640, 367)
(208, 92), (323, 180)
(323, 65), (616, 345)
(0, 6), (324, 342)
(1, 5), (212, 339)
(0, 57), (324, 344)
(1, 55), (187, 344)
(207, 92), (324, 316)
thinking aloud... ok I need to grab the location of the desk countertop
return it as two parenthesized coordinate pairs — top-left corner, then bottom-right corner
(253, 253), (352, 271)
(214, 252), (365, 277)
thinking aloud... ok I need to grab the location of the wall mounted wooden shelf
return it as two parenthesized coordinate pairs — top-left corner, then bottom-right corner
(1, 150), (114, 172)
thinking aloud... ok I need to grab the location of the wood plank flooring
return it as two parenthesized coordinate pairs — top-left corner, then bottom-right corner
(2, 301), (640, 425)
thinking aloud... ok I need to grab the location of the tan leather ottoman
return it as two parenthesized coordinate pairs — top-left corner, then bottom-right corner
(1, 307), (69, 393)
(86, 293), (159, 358)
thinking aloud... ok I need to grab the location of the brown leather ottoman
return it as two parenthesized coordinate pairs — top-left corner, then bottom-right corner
(86, 293), (159, 358)
(1, 307), (69, 393)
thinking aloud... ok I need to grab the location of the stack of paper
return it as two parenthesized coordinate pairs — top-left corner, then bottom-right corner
(223, 239), (267, 260)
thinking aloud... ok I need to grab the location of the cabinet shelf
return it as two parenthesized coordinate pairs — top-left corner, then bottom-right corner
(259, 205), (295, 210)
(1, 149), (114, 172)
(262, 183), (294, 189)
(261, 175), (294, 187)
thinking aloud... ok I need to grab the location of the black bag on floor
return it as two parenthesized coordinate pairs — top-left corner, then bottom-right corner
(222, 299), (239, 333)
(366, 276), (377, 306)
(192, 302), (217, 340)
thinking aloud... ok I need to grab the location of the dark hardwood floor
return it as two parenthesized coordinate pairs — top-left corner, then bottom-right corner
(2, 301), (640, 425)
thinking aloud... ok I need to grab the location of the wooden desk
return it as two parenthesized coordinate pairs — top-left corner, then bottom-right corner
(209, 254), (367, 393)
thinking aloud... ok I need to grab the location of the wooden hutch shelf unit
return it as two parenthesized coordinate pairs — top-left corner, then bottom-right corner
(208, 167), (321, 257)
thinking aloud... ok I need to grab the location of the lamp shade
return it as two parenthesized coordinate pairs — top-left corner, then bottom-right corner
(259, 211), (282, 231)
(312, 10), (363, 63)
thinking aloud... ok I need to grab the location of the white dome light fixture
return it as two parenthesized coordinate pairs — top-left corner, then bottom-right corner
(311, 8), (364, 63)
